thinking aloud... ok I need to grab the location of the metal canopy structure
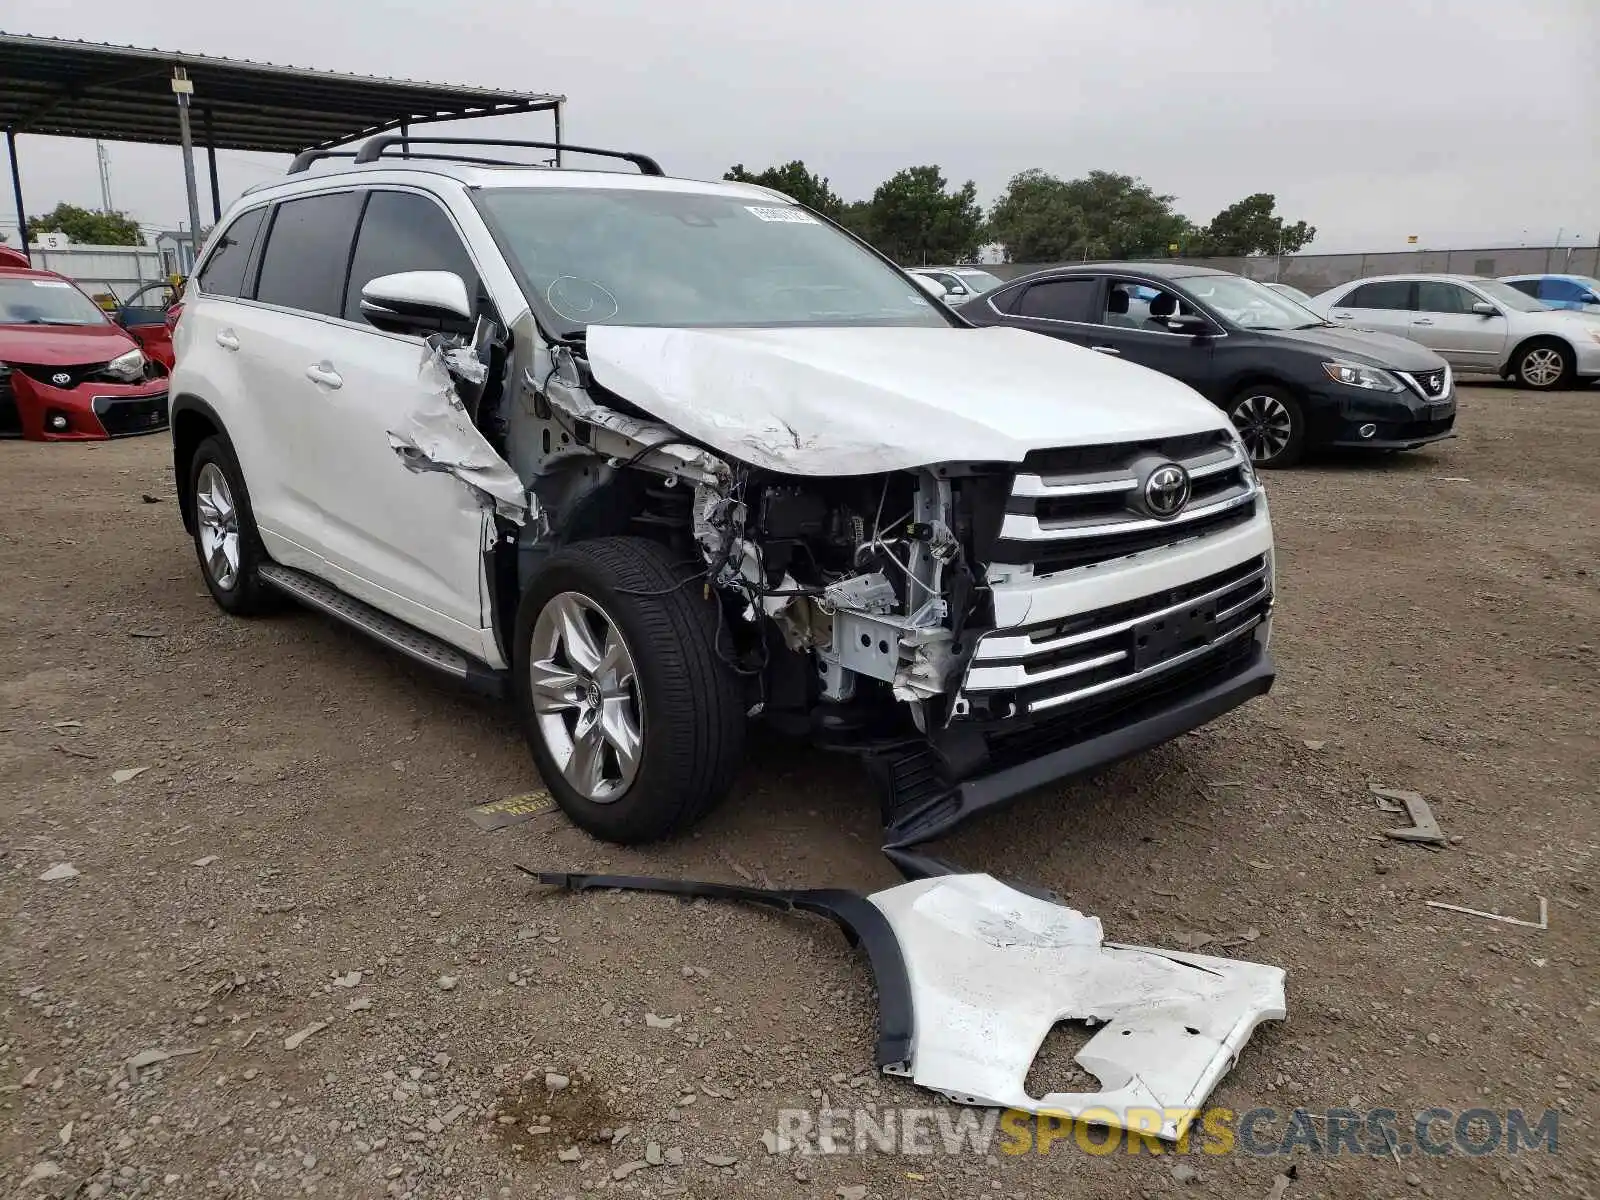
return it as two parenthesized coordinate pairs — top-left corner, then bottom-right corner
(1, 32), (564, 259)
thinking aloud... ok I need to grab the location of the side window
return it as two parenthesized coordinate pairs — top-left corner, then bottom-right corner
(253, 192), (363, 317)
(1343, 281), (1412, 310)
(342, 191), (480, 324)
(195, 207), (267, 299)
(1416, 282), (1476, 314)
(1101, 279), (1191, 329)
(987, 284), (1025, 314)
(1504, 279), (1541, 298)
(1014, 277), (1098, 323)
(1542, 279), (1582, 303)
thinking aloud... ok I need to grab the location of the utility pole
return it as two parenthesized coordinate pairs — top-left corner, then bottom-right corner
(172, 68), (204, 274)
(95, 141), (114, 212)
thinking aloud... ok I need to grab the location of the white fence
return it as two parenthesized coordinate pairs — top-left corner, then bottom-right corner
(24, 243), (170, 302)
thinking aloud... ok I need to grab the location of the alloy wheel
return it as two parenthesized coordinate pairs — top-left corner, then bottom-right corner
(195, 462), (241, 591)
(1231, 394), (1294, 463)
(527, 591), (644, 803)
(1521, 347), (1564, 388)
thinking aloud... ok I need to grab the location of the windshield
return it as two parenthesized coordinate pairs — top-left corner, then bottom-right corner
(1181, 274), (1325, 330)
(476, 187), (952, 335)
(953, 269), (1003, 293)
(1470, 279), (1551, 313)
(0, 276), (110, 326)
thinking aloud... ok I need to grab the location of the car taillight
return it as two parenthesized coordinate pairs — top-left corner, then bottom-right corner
(166, 303), (183, 328)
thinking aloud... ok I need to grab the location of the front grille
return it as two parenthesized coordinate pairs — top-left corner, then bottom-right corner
(11, 361), (113, 389)
(958, 553), (1270, 718)
(92, 392), (170, 437)
(995, 430), (1258, 574)
(1398, 366), (1451, 400)
(982, 633), (1261, 770)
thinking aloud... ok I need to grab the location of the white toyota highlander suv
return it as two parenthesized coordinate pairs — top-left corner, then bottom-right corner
(169, 136), (1276, 850)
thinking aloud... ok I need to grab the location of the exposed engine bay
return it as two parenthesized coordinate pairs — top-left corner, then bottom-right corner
(482, 334), (1010, 738)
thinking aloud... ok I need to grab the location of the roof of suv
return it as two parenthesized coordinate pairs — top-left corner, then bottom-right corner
(243, 159), (795, 204)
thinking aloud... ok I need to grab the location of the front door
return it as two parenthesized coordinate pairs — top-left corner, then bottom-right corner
(244, 187), (491, 652)
(1087, 277), (1219, 398)
(1410, 281), (1508, 371)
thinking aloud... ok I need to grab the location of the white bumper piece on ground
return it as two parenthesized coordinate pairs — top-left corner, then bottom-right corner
(871, 873), (1286, 1142)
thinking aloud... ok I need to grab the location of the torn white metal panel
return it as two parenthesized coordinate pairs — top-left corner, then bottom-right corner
(583, 324), (1229, 476)
(390, 342), (529, 524)
(868, 874), (1285, 1142)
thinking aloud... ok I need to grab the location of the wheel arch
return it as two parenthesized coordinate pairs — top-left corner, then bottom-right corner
(170, 394), (230, 534)
(1506, 333), (1576, 379)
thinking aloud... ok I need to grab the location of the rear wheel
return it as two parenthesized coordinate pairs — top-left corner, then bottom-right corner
(1228, 385), (1306, 469)
(514, 536), (745, 843)
(1512, 339), (1573, 390)
(189, 435), (275, 614)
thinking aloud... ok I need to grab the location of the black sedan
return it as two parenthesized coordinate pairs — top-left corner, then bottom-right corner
(962, 262), (1457, 467)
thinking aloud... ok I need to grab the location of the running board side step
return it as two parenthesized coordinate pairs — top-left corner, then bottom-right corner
(258, 563), (507, 698)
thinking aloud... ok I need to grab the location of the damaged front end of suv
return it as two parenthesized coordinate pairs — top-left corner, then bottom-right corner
(416, 303), (1276, 848)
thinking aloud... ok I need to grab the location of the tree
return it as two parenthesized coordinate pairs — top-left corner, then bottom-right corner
(864, 166), (984, 265)
(836, 199), (876, 244)
(723, 161), (845, 219)
(27, 203), (144, 246)
(1192, 193), (1315, 257)
(987, 170), (1190, 263)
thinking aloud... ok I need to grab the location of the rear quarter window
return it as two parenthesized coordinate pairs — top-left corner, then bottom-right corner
(195, 207), (267, 299)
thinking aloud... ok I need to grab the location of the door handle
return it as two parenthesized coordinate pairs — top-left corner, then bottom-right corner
(1332, 312), (1352, 320)
(215, 329), (239, 350)
(1090, 345), (1121, 355)
(1414, 318), (1435, 326)
(304, 362), (343, 389)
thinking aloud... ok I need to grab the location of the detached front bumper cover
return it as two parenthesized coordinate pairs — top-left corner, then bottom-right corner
(530, 868), (1285, 1143)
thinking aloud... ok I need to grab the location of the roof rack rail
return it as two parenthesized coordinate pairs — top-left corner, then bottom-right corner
(352, 135), (664, 176)
(288, 149), (356, 174)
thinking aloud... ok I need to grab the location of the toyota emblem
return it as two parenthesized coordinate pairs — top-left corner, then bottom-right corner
(51, 371), (72, 386)
(1143, 462), (1191, 519)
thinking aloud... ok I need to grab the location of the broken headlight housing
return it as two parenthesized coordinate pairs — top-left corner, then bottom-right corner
(104, 347), (147, 382)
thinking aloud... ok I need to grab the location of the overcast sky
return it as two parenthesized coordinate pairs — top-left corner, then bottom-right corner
(5, 0), (1597, 254)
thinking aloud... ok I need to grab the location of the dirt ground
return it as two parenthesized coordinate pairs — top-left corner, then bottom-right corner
(2, 383), (1596, 1200)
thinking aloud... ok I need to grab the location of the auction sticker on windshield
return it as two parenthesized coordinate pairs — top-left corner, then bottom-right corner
(746, 206), (820, 224)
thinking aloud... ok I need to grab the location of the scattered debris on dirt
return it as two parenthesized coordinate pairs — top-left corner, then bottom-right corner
(1426, 896), (1548, 929)
(283, 1020), (329, 1050)
(110, 766), (149, 784)
(1372, 785), (1449, 846)
(37, 861), (79, 881)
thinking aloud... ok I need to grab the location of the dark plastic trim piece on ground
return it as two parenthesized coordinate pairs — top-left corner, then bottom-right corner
(522, 867), (914, 1071)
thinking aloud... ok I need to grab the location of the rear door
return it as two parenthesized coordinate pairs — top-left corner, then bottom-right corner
(256, 187), (495, 652)
(993, 275), (1102, 347)
(1411, 281), (1508, 370)
(1326, 279), (1416, 338)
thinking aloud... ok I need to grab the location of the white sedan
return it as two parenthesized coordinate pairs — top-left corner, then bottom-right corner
(1307, 274), (1600, 389)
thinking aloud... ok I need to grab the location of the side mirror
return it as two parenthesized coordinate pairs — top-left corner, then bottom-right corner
(1166, 314), (1211, 336)
(1471, 301), (1498, 317)
(360, 271), (473, 335)
(910, 274), (952, 302)
(1580, 293), (1599, 305)
(948, 283), (968, 296)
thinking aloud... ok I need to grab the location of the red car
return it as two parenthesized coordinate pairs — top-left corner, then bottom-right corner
(113, 280), (182, 372)
(0, 266), (171, 440)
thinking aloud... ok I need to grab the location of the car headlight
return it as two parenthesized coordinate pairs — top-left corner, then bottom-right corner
(1587, 329), (1600, 345)
(1322, 361), (1402, 391)
(1223, 424), (1258, 486)
(105, 348), (147, 382)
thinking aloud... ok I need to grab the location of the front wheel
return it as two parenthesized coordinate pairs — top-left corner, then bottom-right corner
(513, 536), (745, 843)
(1512, 339), (1573, 390)
(1228, 385), (1306, 469)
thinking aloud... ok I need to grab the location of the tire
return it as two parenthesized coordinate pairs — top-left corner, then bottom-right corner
(1228, 384), (1306, 469)
(1511, 338), (1574, 390)
(513, 536), (745, 843)
(189, 435), (275, 615)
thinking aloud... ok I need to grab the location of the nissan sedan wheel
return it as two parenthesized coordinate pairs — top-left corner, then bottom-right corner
(1229, 386), (1306, 469)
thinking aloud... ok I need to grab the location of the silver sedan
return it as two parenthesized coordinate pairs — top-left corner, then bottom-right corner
(1307, 273), (1600, 389)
